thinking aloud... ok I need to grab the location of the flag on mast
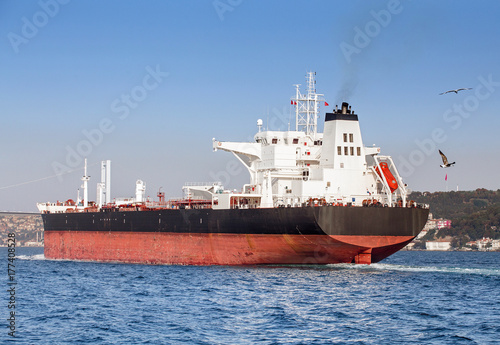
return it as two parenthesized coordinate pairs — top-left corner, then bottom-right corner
(445, 174), (448, 181)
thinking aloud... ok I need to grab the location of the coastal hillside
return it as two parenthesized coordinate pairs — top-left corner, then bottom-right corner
(410, 189), (500, 243)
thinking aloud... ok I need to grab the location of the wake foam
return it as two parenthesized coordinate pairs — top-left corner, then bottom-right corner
(328, 262), (500, 276)
(17, 254), (45, 261)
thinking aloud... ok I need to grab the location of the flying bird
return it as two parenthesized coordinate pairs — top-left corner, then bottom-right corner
(439, 150), (455, 168)
(439, 88), (472, 95)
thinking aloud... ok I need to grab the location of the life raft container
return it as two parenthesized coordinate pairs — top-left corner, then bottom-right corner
(375, 162), (398, 193)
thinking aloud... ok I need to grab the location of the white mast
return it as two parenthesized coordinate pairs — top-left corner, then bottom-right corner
(136, 180), (146, 202)
(97, 160), (111, 207)
(81, 158), (90, 208)
(292, 72), (324, 136)
(102, 160), (111, 204)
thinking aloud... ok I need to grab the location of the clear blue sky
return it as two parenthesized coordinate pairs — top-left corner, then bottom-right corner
(1, 0), (500, 211)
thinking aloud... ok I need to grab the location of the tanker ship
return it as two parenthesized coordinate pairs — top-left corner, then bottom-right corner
(38, 73), (429, 265)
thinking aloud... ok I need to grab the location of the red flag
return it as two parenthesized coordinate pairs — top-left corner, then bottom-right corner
(325, 102), (329, 106)
(445, 174), (448, 181)
(291, 100), (293, 105)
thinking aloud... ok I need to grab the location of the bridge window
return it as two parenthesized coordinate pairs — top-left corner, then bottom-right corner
(343, 133), (348, 142)
(293, 138), (299, 144)
(337, 146), (342, 155)
(357, 147), (361, 156)
(350, 147), (354, 155)
(349, 133), (354, 142)
(272, 138), (278, 144)
(344, 147), (348, 155)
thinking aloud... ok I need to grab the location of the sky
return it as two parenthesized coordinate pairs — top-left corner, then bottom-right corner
(1, 0), (500, 212)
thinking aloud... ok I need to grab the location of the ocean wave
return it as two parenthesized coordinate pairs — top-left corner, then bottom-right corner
(328, 262), (500, 276)
(17, 254), (45, 261)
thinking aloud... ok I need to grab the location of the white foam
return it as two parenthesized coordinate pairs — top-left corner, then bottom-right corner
(17, 254), (45, 261)
(328, 262), (500, 276)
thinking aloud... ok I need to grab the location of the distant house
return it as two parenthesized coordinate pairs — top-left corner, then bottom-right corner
(426, 241), (451, 251)
(422, 213), (437, 231)
(24, 241), (42, 247)
(466, 241), (477, 247)
(466, 237), (497, 251)
(417, 214), (452, 240)
(421, 213), (451, 233)
(436, 219), (451, 229)
(492, 240), (500, 250)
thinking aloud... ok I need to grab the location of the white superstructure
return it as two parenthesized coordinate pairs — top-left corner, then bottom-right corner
(212, 73), (408, 209)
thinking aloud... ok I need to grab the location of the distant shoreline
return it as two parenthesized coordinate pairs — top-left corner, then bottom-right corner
(0, 244), (44, 248)
(0, 211), (39, 216)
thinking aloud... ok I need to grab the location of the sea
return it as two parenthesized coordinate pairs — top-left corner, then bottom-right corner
(2, 248), (500, 345)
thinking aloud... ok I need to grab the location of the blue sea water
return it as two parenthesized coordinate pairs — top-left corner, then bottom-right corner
(2, 248), (500, 344)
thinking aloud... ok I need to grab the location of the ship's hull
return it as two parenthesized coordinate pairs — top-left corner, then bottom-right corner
(42, 206), (429, 265)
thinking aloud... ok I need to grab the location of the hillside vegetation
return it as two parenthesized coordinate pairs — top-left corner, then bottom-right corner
(409, 189), (500, 244)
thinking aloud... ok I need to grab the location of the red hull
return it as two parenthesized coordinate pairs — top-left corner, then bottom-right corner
(44, 231), (414, 265)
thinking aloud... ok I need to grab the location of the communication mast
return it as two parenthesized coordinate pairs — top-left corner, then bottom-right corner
(291, 72), (324, 136)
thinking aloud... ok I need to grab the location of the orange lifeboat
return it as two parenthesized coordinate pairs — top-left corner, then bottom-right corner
(375, 162), (398, 193)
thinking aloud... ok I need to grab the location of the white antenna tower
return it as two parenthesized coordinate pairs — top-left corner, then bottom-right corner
(292, 72), (324, 136)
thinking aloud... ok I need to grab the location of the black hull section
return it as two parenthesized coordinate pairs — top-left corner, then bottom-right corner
(42, 206), (429, 237)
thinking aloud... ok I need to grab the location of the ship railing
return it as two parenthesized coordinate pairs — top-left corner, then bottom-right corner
(293, 202), (429, 209)
(273, 197), (430, 209)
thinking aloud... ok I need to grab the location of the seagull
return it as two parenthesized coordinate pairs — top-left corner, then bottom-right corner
(439, 150), (455, 168)
(439, 88), (472, 95)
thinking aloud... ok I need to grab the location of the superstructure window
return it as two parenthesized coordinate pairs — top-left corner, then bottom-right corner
(350, 147), (354, 156)
(344, 147), (348, 155)
(272, 138), (278, 144)
(343, 133), (347, 142)
(293, 138), (299, 144)
(357, 147), (361, 156)
(349, 133), (354, 142)
(337, 146), (342, 155)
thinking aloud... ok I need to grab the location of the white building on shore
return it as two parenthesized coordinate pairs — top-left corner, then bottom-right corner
(425, 240), (451, 251)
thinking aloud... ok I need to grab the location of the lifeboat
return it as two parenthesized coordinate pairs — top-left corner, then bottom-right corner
(375, 162), (398, 193)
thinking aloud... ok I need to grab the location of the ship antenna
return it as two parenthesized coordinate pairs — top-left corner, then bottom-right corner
(292, 72), (324, 136)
